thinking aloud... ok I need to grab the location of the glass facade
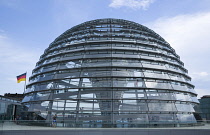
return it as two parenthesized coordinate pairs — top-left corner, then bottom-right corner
(22, 18), (199, 127)
(0, 96), (21, 121)
(198, 96), (210, 122)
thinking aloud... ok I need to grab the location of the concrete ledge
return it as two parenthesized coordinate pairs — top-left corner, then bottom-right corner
(1, 129), (210, 135)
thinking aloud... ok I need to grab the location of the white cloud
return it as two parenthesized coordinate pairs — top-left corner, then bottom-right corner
(147, 12), (210, 55)
(0, 32), (40, 95)
(191, 72), (209, 81)
(109, 0), (155, 10)
(52, 0), (91, 33)
(146, 12), (210, 73)
(195, 88), (210, 99)
(6, 77), (17, 82)
(0, 29), (7, 39)
(0, 35), (7, 39)
(146, 12), (210, 98)
(193, 72), (209, 77)
(0, 38), (37, 66)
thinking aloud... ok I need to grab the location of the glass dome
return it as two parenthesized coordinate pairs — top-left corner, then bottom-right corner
(22, 18), (199, 127)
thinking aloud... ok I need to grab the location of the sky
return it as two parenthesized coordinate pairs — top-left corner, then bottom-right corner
(0, 0), (210, 98)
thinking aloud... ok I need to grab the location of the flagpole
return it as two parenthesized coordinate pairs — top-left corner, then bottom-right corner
(23, 72), (27, 94)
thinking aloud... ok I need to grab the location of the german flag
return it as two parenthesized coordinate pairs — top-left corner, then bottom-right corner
(17, 73), (26, 83)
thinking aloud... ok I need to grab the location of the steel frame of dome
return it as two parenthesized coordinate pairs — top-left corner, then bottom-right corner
(22, 18), (199, 127)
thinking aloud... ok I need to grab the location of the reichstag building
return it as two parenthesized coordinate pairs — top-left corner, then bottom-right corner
(22, 18), (199, 127)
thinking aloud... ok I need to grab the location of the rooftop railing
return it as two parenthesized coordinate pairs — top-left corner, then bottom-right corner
(0, 120), (209, 129)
